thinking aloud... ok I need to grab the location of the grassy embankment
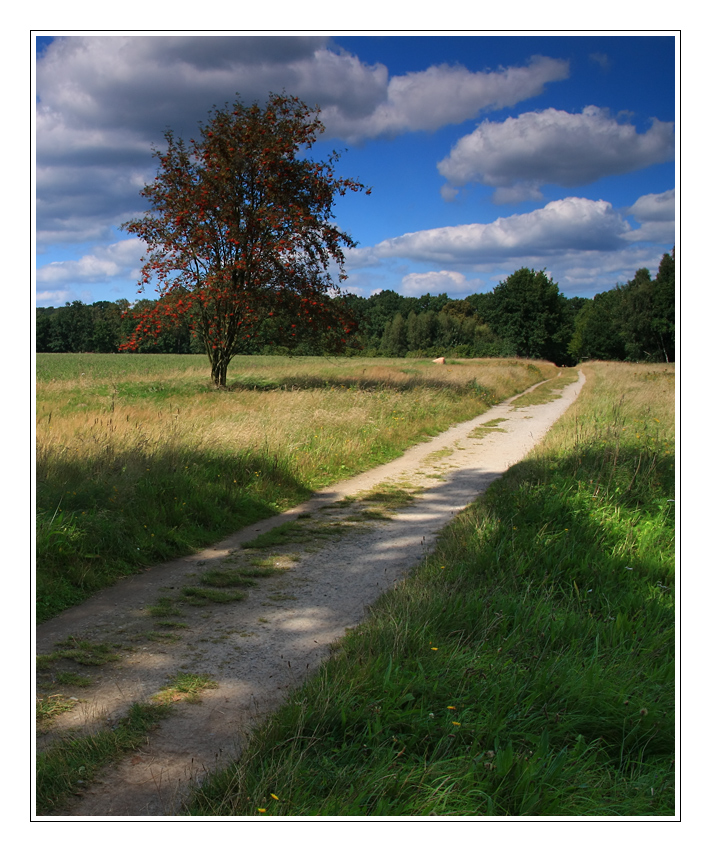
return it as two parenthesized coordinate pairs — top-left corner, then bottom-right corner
(36, 354), (555, 622)
(184, 361), (675, 817)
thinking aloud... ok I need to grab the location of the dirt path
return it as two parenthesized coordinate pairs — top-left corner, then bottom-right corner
(36, 371), (585, 816)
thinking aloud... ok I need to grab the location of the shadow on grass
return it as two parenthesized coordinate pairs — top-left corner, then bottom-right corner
(36, 447), (311, 623)
(416, 446), (675, 762)
(182, 439), (675, 816)
(225, 373), (497, 401)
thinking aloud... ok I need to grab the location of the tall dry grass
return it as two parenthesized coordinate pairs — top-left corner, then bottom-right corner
(36, 355), (557, 620)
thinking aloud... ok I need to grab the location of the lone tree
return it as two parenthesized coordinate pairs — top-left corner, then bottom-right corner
(121, 93), (369, 385)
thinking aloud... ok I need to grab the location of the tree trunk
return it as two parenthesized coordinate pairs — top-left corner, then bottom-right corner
(211, 355), (229, 388)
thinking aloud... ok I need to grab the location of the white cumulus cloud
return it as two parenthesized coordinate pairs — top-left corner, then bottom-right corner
(36, 290), (72, 305)
(400, 270), (481, 296)
(374, 197), (630, 265)
(321, 55), (569, 141)
(438, 106), (674, 201)
(620, 189), (676, 244)
(36, 239), (144, 285)
(626, 188), (675, 222)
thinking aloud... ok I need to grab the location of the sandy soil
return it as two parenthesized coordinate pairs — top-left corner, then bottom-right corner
(36, 371), (584, 816)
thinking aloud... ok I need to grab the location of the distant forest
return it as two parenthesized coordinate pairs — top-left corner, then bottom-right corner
(36, 252), (675, 365)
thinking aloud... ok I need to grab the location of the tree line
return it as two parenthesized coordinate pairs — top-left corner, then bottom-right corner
(36, 249), (674, 366)
(568, 250), (675, 363)
(36, 94), (674, 383)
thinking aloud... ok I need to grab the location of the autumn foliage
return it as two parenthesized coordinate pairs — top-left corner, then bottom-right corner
(121, 93), (369, 385)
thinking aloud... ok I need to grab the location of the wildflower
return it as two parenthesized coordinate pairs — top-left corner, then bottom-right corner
(257, 808), (266, 813)
(431, 647), (438, 651)
(447, 706), (456, 710)
(452, 721), (461, 726)
(270, 793), (279, 800)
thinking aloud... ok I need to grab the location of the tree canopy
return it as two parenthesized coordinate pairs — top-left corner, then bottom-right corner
(569, 251), (675, 363)
(120, 93), (368, 385)
(488, 268), (572, 364)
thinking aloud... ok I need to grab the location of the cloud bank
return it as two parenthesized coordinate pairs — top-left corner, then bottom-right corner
(346, 191), (675, 297)
(373, 197), (630, 265)
(36, 37), (569, 246)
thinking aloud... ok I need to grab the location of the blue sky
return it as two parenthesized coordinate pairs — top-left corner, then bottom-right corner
(34, 33), (676, 307)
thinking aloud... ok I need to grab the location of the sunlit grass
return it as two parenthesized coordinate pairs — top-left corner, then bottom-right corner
(36, 354), (556, 621)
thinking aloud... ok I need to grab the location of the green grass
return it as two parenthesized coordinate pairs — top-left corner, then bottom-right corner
(512, 369), (580, 407)
(359, 484), (420, 513)
(198, 568), (261, 587)
(180, 586), (248, 605)
(468, 417), (509, 439)
(36, 701), (172, 815)
(36, 672), (217, 815)
(36, 354), (556, 622)
(242, 516), (363, 550)
(36, 694), (78, 724)
(185, 362), (675, 817)
(35, 353), (210, 385)
(147, 597), (183, 619)
(37, 637), (121, 671)
(152, 672), (218, 705)
(54, 672), (93, 687)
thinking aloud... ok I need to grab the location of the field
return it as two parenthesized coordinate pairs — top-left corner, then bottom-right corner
(183, 361), (676, 817)
(35, 353), (557, 621)
(34, 356), (675, 816)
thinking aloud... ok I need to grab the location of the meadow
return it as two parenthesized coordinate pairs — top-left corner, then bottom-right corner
(183, 361), (676, 817)
(35, 353), (556, 621)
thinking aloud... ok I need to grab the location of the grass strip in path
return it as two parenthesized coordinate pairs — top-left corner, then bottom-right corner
(36, 702), (172, 815)
(36, 673), (217, 815)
